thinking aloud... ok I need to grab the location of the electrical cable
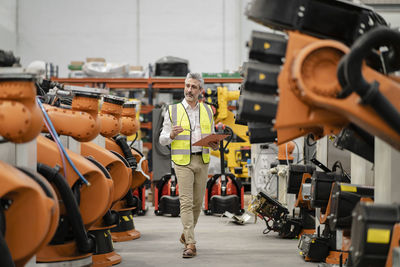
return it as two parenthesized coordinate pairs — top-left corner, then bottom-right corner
(222, 126), (234, 151)
(293, 140), (300, 164)
(285, 142), (290, 166)
(129, 132), (138, 148)
(306, 134), (317, 146)
(332, 160), (351, 182)
(36, 97), (90, 185)
(35, 81), (46, 96)
(42, 115), (68, 179)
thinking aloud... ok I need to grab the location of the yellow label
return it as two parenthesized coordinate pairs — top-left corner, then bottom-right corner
(253, 104), (261, 111)
(122, 215), (130, 222)
(259, 73), (266, 80)
(341, 184), (357, 192)
(264, 42), (271, 49)
(207, 88), (212, 95)
(367, 228), (391, 244)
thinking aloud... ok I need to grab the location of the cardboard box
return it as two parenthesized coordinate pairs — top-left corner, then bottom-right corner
(86, 57), (106, 63)
(70, 61), (85, 66)
(130, 66), (143, 71)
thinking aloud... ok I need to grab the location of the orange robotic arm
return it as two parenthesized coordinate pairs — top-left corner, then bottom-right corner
(99, 95), (124, 138)
(37, 135), (112, 229)
(275, 28), (400, 150)
(81, 141), (131, 206)
(42, 93), (101, 142)
(0, 74), (44, 143)
(105, 102), (148, 190)
(0, 161), (59, 267)
(120, 102), (140, 136)
(274, 31), (349, 144)
(106, 138), (149, 190)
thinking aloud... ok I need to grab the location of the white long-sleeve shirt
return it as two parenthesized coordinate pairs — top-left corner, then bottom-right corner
(159, 99), (214, 153)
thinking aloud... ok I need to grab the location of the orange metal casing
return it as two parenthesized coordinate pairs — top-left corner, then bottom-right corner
(277, 141), (295, 161)
(99, 101), (123, 138)
(120, 106), (139, 136)
(42, 95), (100, 142)
(385, 223), (400, 267)
(81, 142), (131, 205)
(0, 161), (59, 267)
(105, 138), (149, 190)
(275, 31), (348, 144)
(276, 31), (400, 149)
(37, 135), (113, 229)
(0, 79), (44, 143)
(291, 36), (400, 150)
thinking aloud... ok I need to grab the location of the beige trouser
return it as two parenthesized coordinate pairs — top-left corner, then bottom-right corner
(174, 154), (209, 245)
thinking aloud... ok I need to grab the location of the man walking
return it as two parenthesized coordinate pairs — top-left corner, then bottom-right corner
(159, 72), (218, 258)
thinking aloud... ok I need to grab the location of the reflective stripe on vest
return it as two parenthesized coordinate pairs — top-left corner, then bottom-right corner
(169, 102), (213, 165)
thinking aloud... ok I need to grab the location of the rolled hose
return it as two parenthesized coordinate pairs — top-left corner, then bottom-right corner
(343, 26), (400, 135)
(0, 232), (14, 267)
(37, 163), (95, 253)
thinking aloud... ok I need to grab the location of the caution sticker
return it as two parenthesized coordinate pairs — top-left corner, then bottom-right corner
(264, 42), (271, 50)
(367, 228), (391, 244)
(259, 73), (266, 80)
(341, 184), (357, 192)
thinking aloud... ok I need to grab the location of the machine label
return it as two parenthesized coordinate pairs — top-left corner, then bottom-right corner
(367, 228), (391, 244)
(340, 184), (357, 192)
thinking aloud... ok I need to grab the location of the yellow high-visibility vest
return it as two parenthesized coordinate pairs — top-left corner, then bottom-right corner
(169, 102), (213, 166)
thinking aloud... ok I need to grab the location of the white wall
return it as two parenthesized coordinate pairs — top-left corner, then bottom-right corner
(0, 0), (17, 51)
(10, 0), (400, 76)
(17, 0), (254, 77)
(18, 0), (138, 76)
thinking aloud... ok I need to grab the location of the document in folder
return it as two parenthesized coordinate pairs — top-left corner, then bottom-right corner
(192, 134), (230, 147)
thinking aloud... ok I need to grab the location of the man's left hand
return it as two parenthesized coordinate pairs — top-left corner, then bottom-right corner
(208, 141), (219, 151)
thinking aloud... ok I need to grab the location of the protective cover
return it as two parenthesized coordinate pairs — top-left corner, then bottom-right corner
(246, 0), (387, 45)
(82, 62), (130, 78)
(154, 56), (189, 77)
(351, 202), (400, 267)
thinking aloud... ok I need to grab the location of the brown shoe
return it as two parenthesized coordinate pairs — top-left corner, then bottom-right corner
(179, 233), (186, 246)
(182, 244), (196, 258)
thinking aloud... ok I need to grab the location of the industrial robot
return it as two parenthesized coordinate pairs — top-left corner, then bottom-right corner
(80, 95), (140, 248)
(36, 85), (118, 266)
(0, 71), (59, 267)
(204, 86), (252, 188)
(244, 0), (400, 266)
(104, 101), (150, 240)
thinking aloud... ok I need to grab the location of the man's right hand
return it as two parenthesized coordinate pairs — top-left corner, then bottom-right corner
(170, 125), (184, 139)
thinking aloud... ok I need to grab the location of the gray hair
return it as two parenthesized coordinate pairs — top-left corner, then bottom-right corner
(185, 72), (204, 89)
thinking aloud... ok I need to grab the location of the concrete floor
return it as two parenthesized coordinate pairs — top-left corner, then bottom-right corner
(113, 204), (319, 267)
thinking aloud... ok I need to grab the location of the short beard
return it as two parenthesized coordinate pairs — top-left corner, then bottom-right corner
(185, 94), (194, 100)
